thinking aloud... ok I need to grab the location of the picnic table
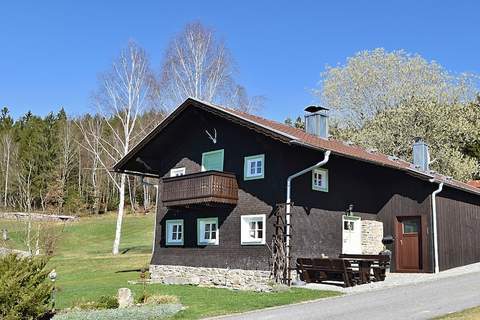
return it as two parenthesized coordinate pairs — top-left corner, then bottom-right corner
(339, 254), (390, 282)
(296, 254), (390, 287)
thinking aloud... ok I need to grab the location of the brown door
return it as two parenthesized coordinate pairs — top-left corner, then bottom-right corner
(396, 216), (422, 272)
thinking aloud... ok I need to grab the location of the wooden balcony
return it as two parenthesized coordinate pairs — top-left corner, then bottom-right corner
(162, 171), (239, 208)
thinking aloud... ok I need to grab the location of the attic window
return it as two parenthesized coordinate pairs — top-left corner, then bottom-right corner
(244, 154), (265, 180)
(312, 168), (328, 192)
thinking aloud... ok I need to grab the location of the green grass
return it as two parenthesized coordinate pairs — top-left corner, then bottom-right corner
(0, 213), (339, 319)
(434, 306), (480, 319)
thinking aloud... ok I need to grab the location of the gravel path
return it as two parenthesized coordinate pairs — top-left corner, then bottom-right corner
(214, 268), (480, 320)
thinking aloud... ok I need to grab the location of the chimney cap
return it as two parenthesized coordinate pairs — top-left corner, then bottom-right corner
(305, 105), (329, 113)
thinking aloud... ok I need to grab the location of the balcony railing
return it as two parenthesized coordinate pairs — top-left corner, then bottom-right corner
(162, 171), (238, 207)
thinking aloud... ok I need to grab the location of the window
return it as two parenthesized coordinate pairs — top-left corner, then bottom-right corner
(170, 167), (186, 177)
(241, 214), (266, 245)
(197, 218), (219, 245)
(244, 154), (265, 180)
(402, 219), (419, 234)
(202, 149), (224, 171)
(166, 220), (184, 245)
(343, 221), (355, 231)
(312, 168), (328, 192)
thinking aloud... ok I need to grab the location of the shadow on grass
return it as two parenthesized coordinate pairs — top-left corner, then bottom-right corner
(120, 245), (151, 255)
(115, 268), (142, 273)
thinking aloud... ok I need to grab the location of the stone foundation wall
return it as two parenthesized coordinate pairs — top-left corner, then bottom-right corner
(149, 265), (271, 291)
(361, 220), (384, 254)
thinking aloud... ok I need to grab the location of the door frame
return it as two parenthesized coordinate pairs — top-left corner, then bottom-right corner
(341, 215), (362, 254)
(394, 215), (424, 273)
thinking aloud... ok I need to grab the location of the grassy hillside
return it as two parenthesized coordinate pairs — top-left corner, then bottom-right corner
(0, 213), (339, 319)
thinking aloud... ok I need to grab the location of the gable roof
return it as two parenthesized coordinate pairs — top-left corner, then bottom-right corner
(114, 97), (480, 196)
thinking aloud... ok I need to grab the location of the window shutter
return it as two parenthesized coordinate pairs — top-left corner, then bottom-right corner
(202, 150), (224, 171)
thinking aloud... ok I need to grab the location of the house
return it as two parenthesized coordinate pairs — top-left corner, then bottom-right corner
(114, 98), (480, 289)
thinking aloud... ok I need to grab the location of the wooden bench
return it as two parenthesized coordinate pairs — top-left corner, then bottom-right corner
(338, 254), (390, 282)
(296, 258), (358, 287)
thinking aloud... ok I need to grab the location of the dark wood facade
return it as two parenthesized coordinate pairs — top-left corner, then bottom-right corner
(436, 188), (480, 271)
(117, 100), (480, 273)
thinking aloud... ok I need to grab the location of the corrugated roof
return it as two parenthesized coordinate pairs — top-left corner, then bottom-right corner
(115, 98), (480, 196)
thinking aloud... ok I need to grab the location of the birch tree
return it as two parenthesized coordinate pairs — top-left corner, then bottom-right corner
(316, 48), (479, 127)
(1, 133), (14, 208)
(78, 41), (157, 255)
(160, 22), (263, 113)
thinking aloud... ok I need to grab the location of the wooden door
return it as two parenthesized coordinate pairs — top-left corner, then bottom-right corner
(396, 216), (422, 272)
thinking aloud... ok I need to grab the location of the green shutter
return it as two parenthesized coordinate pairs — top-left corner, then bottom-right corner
(202, 149), (224, 171)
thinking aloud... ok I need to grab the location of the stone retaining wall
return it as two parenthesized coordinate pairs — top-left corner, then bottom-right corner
(149, 265), (271, 291)
(361, 220), (384, 254)
(0, 212), (78, 222)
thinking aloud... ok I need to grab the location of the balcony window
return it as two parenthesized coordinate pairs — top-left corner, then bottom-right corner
(201, 149), (224, 171)
(170, 167), (186, 177)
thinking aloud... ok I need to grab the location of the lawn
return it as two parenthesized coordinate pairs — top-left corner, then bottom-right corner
(435, 306), (480, 320)
(0, 213), (339, 319)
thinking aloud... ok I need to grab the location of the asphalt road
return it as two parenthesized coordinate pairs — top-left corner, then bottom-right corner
(215, 271), (480, 320)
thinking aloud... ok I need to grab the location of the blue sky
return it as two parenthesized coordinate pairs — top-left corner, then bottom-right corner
(1, 0), (479, 122)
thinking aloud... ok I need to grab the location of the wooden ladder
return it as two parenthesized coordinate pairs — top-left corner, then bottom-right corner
(271, 203), (292, 285)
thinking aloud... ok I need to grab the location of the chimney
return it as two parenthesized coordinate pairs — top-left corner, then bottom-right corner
(304, 105), (329, 139)
(412, 137), (430, 171)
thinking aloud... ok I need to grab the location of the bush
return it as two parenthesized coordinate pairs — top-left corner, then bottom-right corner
(0, 254), (53, 320)
(53, 304), (182, 320)
(73, 295), (118, 310)
(145, 294), (179, 305)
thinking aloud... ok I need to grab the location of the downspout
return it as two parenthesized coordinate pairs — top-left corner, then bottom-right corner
(429, 179), (443, 274)
(286, 150), (331, 284)
(141, 176), (159, 255)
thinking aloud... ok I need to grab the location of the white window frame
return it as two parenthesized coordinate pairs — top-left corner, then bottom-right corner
(165, 219), (184, 246)
(312, 168), (328, 192)
(241, 214), (266, 245)
(244, 154), (265, 180)
(197, 217), (219, 245)
(170, 167), (186, 177)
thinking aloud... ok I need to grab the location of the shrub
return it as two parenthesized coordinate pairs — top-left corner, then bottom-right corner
(53, 304), (182, 320)
(98, 295), (119, 309)
(73, 295), (118, 310)
(0, 254), (53, 320)
(145, 294), (179, 305)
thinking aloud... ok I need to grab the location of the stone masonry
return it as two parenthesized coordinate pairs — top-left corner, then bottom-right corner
(149, 265), (271, 292)
(361, 220), (384, 254)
